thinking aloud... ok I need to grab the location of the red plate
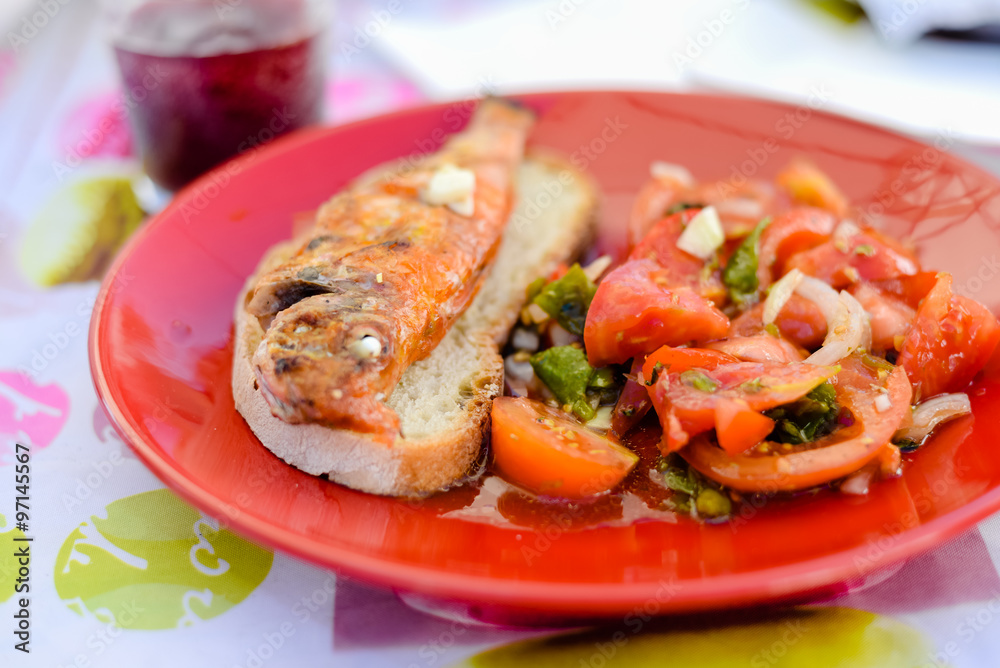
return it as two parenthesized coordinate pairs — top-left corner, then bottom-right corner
(90, 91), (1000, 623)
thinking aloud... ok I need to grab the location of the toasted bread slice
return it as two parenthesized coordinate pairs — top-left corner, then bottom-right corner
(232, 153), (598, 496)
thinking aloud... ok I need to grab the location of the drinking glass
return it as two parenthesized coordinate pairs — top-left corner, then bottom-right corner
(102, 0), (330, 191)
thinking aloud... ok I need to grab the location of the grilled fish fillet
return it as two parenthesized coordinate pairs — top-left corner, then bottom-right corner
(245, 99), (534, 437)
(233, 153), (599, 495)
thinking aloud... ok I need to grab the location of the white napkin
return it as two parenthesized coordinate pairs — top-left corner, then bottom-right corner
(371, 0), (1000, 146)
(687, 0), (1000, 146)
(858, 0), (1000, 43)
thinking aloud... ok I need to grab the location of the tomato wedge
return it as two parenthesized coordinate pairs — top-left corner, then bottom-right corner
(714, 398), (776, 456)
(648, 361), (839, 452)
(626, 175), (775, 247)
(628, 208), (725, 304)
(775, 158), (849, 218)
(584, 259), (730, 367)
(897, 273), (1000, 399)
(627, 174), (692, 248)
(490, 397), (639, 498)
(681, 355), (912, 492)
(785, 227), (920, 288)
(729, 294), (828, 349)
(848, 283), (915, 353)
(756, 207), (836, 289)
(641, 346), (738, 384)
(867, 271), (939, 309)
(706, 336), (806, 364)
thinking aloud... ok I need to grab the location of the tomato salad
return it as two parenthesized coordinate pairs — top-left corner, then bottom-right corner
(491, 159), (1000, 522)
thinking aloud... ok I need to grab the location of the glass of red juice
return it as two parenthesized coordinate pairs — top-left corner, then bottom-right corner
(103, 0), (329, 191)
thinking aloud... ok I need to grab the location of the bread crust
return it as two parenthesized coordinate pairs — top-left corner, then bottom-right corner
(232, 153), (598, 497)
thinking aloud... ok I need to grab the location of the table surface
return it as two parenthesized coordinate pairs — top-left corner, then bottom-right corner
(2, 1), (1000, 666)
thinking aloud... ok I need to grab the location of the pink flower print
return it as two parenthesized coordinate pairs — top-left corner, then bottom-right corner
(0, 371), (69, 464)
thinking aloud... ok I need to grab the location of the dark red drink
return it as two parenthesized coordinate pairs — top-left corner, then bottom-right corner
(110, 0), (327, 191)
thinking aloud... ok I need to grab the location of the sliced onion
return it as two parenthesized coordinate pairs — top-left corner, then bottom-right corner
(874, 393), (892, 413)
(583, 255), (613, 283)
(714, 197), (764, 221)
(840, 463), (875, 496)
(833, 219), (861, 244)
(763, 268), (804, 325)
(894, 393), (972, 443)
(843, 291), (873, 352)
(511, 327), (539, 352)
(504, 355), (534, 382)
(794, 275), (841, 322)
(650, 161), (694, 187)
(676, 206), (725, 259)
(503, 354), (535, 397)
(526, 302), (549, 325)
(547, 322), (578, 348)
(586, 406), (614, 431)
(795, 276), (871, 366)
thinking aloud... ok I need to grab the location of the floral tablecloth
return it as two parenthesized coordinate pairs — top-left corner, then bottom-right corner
(2, 1), (1000, 666)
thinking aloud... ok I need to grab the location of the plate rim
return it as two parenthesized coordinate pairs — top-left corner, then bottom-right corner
(89, 88), (1000, 616)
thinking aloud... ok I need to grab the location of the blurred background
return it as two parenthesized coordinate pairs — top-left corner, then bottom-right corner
(1, 0), (999, 296)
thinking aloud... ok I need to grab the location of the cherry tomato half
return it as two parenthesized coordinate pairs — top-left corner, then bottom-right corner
(681, 355), (912, 492)
(897, 272), (1000, 399)
(490, 397), (639, 499)
(585, 259), (730, 367)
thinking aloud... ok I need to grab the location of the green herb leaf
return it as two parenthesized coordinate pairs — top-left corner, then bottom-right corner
(525, 276), (547, 303)
(854, 244), (876, 257)
(664, 468), (697, 496)
(646, 362), (664, 387)
(571, 397), (597, 422)
(722, 217), (771, 308)
(695, 488), (732, 519)
(529, 345), (594, 408)
(588, 367), (616, 389)
(765, 382), (839, 445)
(680, 369), (719, 393)
(532, 264), (597, 336)
(860, 352), (895, 373)
(658, 454), (731, 521)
